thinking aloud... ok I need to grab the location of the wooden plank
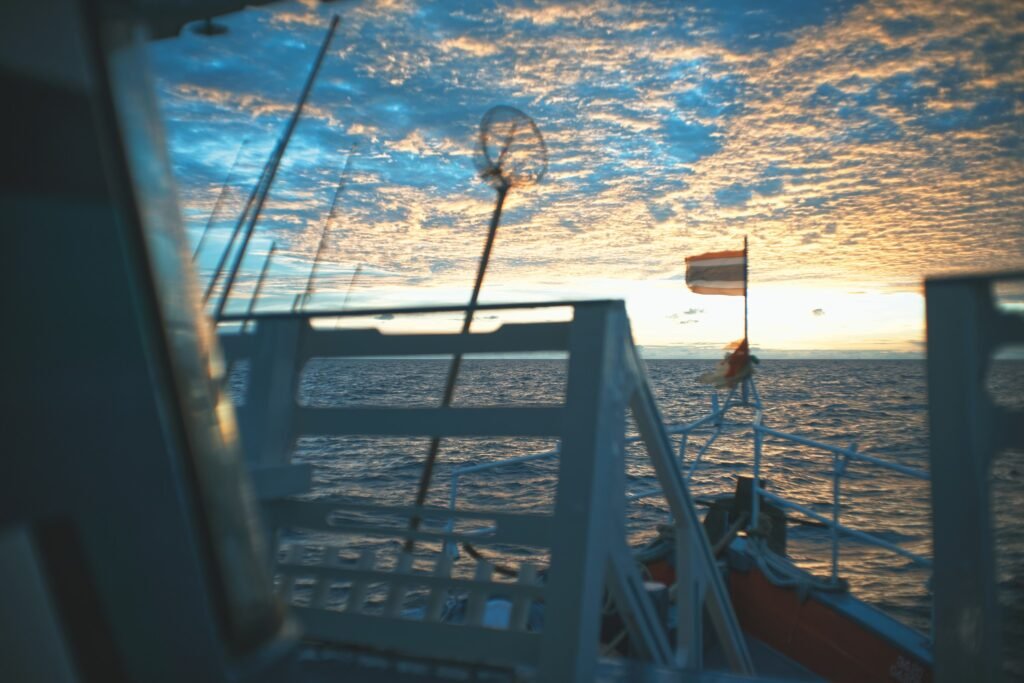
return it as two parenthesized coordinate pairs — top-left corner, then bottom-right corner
(294, 406), (564, 437)
(300, 322), (571, 359)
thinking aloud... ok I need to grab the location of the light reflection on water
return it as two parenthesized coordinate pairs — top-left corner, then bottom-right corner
(237, 358), (1022, 656)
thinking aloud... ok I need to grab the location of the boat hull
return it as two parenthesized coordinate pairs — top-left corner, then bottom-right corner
(643, 555), (933, 683)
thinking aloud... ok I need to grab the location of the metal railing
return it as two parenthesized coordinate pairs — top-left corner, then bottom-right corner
(751, 411), (931, 586)
(223, 300), (753, 679)
(447, 373), (933, 595)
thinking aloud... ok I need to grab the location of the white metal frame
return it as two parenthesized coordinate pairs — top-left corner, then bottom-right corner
(221, 300), (753, 681)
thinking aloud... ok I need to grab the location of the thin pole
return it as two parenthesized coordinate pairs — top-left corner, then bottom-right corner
(298, 145), (356, 312)
(213, 15), (340, 321)
(202, 153), (270, 304)
(404, 182), (510, 551)
(193, 138), (247, 263)
(333, 263), (364, 328)
(743, 235), (748, 342)
(244, 242), (276, 332)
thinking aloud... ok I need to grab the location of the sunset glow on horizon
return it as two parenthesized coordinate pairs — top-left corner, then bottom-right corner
(148, 0), (1024, 357)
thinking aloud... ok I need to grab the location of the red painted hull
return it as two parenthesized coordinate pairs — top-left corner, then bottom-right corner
(644, 558), (932, 683)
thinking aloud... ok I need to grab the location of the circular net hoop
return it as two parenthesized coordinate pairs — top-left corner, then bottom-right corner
(475, 106), (547, 189)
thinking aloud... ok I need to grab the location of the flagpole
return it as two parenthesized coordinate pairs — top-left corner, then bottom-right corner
(743, 235), (748, 342)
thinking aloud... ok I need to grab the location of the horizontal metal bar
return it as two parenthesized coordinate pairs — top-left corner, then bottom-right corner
(294, 608), (542, 667)
(665, 410), (729, 434)
(300, 322), (570, 358)
(626, 486), (662, 501)
(454, 448), (559, 476)
(758, 490), (932, 567)
(218, 298), (619, 322)
(277, 562), (544, 599)
(755, 424), (929, 479)
(265, 500), (554, 547)
(295, 406), (565, 437)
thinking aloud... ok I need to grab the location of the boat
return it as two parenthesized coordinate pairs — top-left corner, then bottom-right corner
(3, 1), (1021, 682)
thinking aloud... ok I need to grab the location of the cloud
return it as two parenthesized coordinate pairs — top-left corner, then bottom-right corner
(149, 0), (1024, 354)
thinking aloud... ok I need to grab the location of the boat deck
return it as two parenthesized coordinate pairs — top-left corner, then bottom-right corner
(291, 636), (821, 682)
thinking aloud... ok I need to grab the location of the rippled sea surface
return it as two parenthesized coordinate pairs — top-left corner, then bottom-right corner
(270, 358), (1022, 672)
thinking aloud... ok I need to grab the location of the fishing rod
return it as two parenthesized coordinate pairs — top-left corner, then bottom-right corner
(404, 106), (547, 553)
(244, 242), (276, 332)
(203, 150), (271, 304)
(212, 14), (340, 321)
(193, 138), (248, 263)
(295, 144), (357, 312)
(333, 263), (364, 329)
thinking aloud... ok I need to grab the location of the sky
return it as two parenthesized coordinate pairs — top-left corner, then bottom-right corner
(146, 0), (1024, 357)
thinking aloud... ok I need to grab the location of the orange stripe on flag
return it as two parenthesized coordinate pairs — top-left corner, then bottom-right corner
(685, 249), (744, 263)
(688, 285), (745, 296)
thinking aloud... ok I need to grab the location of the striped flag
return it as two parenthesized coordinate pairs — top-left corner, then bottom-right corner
(685, 249), (746, 296)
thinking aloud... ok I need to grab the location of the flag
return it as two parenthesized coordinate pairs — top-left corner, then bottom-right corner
(685, 249), (745, 296)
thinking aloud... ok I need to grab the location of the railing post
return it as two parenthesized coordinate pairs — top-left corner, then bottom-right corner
(831, 447), (851, 585)
(238, 318), (306, 468)
(540, 302), (627, 682)
(925, 273), (1024, 682)
(751, 411), (762, 531)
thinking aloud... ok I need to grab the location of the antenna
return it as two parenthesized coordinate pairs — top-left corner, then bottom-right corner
(405, 106), (547, 551)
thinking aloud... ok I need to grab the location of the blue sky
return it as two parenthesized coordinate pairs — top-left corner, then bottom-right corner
(147, 0), (1024, 356)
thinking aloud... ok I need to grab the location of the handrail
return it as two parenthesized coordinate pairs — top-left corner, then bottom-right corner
(754, 424), (928, 480)
(448, 372), (934, 606)
(218, 298), (616, 323)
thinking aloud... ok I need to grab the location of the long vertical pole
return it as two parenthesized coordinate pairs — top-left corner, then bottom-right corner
(213, 15), (339, 321)
(404, 183), (510, 551)
(743, 235), (748, 342)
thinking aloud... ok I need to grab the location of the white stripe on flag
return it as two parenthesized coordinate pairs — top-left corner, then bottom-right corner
(685, 256), (744, 267)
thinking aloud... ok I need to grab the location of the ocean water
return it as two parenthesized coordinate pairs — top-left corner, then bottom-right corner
(256, 358), (1022, 671)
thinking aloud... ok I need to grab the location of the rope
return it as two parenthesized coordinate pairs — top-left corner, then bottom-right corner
(745, 537), (846, 597)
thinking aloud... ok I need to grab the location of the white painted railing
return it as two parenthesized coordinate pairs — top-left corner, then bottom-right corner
(448, 369), (933, 597)
(221, 300), (753, 680)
